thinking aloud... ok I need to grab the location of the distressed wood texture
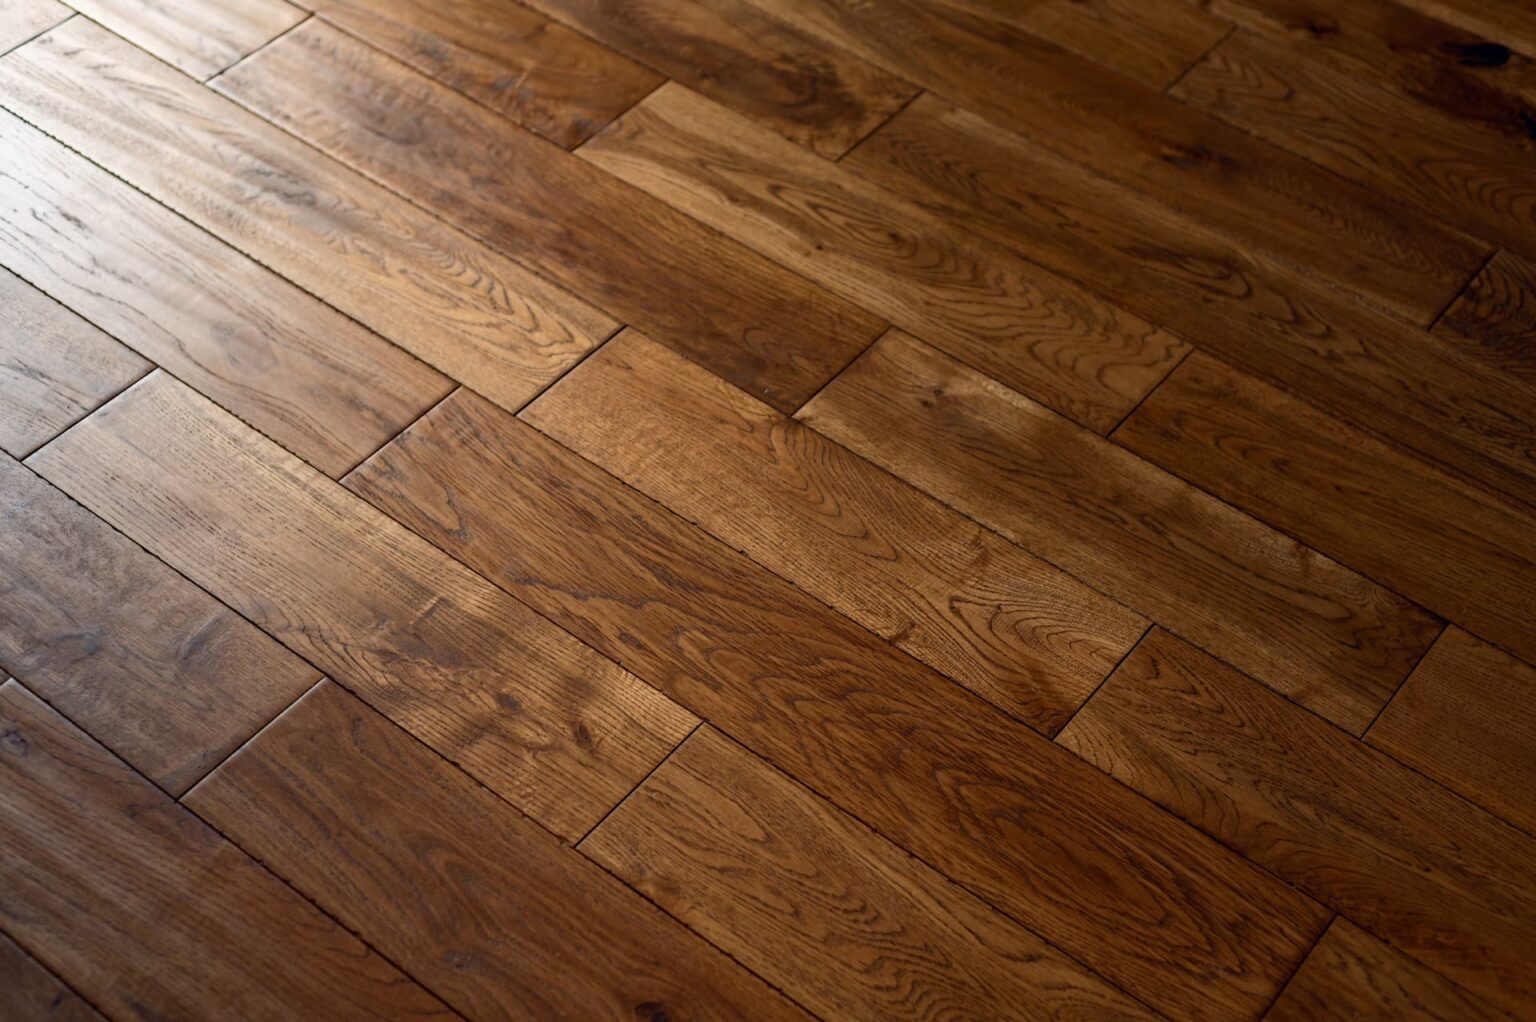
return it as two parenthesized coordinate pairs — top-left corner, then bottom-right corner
(0, 932), (104, 1022)
(0, 0), (69, 55)
(1435, 249), (1536, 385)
(65, 0), (305, 78)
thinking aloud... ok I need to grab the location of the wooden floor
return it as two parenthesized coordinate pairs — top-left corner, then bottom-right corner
(2, 0), (1535, 1018)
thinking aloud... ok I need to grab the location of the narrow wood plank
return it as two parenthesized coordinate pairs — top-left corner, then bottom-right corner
(0, 0), (68, 54)
(1393, 0), (1536, 60)
(0, 267), (147, 459)
(584, 726), (1154, 1021)
(522, 331), (1147, 733)
(305, 0), (659, 147)
(345, 385), (1327, 1021)
(67, 0), (304, 78)
(800, 332), (1439, 732)
(0, 679), (454, 1020)
(1368, 628), (1536, 836)
(1436, 249), (1536, 386)
(0, 110), (450, 478)
(185, 681), (809, 1022)
(211, 19), (882, 413)
(522, 0), (917, 157)
(0, 20), (614, 415)
(30, 372), (695, 839)
(1116, 352), (1536, 667)
(0, 932), (103, 1022)
(1057, 628), (1536, 1017)
(580, 85), (1188, 431)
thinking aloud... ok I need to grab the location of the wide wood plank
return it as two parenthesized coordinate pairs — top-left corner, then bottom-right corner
(1057, 628), (1536, 1017)
(0, 267), (147, 459)
(211, 19), (882, 413)
(0, 110), (450, 478)
(185, 681), (808, 1022)
(1393, 0), (1536, 60)
(522, 331), (1146, 733)
(0, 932), (103, 1022)
(1436, 249), (1536, 386)
(305, 0), (659, 147)
(67, 0), (304, 78)
(30, 372), (694, 839)
(1116, 352), (1536, 666)
(345, 385), (1326, 1021)
(0, 0), (68, 54)
(1368, 628), (1536, 836)
(800, 332), (1439, 732)
(581, 85), (1187, 431)
(584, 726), (1153, 1021)
(0, 20), (614, 415)
(0, 679), (454, 1020)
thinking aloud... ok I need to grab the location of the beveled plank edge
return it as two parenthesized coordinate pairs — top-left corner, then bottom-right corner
(0, 0), (72, 59)
(0, 895), (111, 1020)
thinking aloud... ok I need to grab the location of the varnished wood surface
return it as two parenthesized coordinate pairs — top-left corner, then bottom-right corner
(66, 0), (304, 78)
(0, 931), (104, 1022)
(1436, 249), (1536, 385)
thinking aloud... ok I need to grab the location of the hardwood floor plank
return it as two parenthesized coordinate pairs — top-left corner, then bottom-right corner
(522, 330), (1147, 733)
(30, 371), (695, 839)
(583, 726), (1154, 1021)
(0, 0), (68, 55)
(66, 0), (304, 79)
(1393, 0), (1536, 60)
(1115, 352), (1536, 667)
(184, 681), (809, 1022)
(1436, 249), (1536, 387)
(580, 85), (1188, 431)
(799, 332), (1439, 732)
(0, 110), (450, 478)
(0, 20), (614, 415)
(344, 385), (1327, 1021)
(211, 19), (882, 413)
(1057, 628), (1536, 1017)
(0, 932), (103, 1022)
(0, 267), (147, 459)
(0, 678), (455, 1020)
(1368, 628), (1536, 836)
(304, 0), (659, 147)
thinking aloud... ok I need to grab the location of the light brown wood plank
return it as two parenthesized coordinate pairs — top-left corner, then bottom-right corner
(67, 0), (304, 78)
(584, 726), (1154, 1021)
(30, 371), (695, 839)
(0, 267), (147, 459)
(0, 932), (103, 1022)
(1436, 249), (1536, 386)
(211, 19), (882, 413)
(1057, 628), (1536, 1018)
(580, 85), (1188, 431)
(1368, 628), (1536, 836)
(1393, 0), (1536, 60)
(184, 681), (809, 1022)
(0, 0), (68, 54)
(800, 332), (1439, 732)
(0, 678), (454, 1021)
(0, 20), (614, 414)
(0, 110), (450, 478)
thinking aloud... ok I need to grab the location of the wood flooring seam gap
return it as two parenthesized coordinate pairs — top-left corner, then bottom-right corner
(574, 720), (703, 848)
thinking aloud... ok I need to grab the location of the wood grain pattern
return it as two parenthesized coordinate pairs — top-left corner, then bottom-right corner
(0, 678), (454, 1021)
(0, 109), (450, 478)
(800, 332), (1439, 732)
(1368, 628), (1536, 836)
(580, 85), (1188, 431)
(0, 267), (147, 459)
(0, 932), (103, 1022)
(1436, 249), (1536, 386)
(0, 0), (68, 54)
(185, 681), (809, 1022)
(0, 19), (614, 414)
(212, 19), (882, 413)
(30, 372), (694, 839)
(1393, 0), (1536, 60)
(1057, 628), (1536, 1017)
(66, 0), (305, 78)
(584, 726), (1154, 1021)
(345, 385), (1326, 1022)
(522, 330), (1146, 733)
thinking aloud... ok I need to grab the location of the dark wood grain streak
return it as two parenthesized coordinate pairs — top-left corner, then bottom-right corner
(0, 0), (68, 55)
(0, 932), (104, 1022)
(1392, 0), (1536, 61)
(66, 0), (304, 78)
(1435, 249), (1536, 386)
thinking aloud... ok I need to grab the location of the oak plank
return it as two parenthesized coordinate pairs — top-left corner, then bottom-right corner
(0, 20), (614, 414)
(1436, 249), (1536, 387)
(1393, 0), (1536, 60)
(1057, 628), (1536, 1017)
(0, 267), (147, 459)
(800, 332), (1439, 732)
(30, 371), (695, 839)
(583, 726), (1154, 1021)
(185, 681), (808, 1022)
(580, 85), (1187, 431)
(211, 19), (882, 413)
(67, 0), (304, 78)
(0, 932), (103, 1022)
(0, 0), (68, 54)
(0, 679), (455, 1021)
(345, 384), (1327, 1021)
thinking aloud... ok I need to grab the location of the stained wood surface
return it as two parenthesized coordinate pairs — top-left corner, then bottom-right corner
(0, 0), (68, 54)
(1393, 0), (1536, 59)
(1435, 249), (1536, 385)
(66, 0), (305, 78)
(0, 932), (103, 1022)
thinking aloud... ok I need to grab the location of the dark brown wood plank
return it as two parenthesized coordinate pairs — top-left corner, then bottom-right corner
(1057, 628), (1536, 1018)
(0, 267), (147, 459)
(0, 932), (103, 1022)
(583, 726), (1154, 1021)
(1436, 249), (1536, 386)
(1368, 628), (1536, 836)
(30, 371), (695, 839)
(0, 109), (451, 479)
(67, 0), (305, 78)
(799, 332), (1439, 733)
(184, 681), (810, 1022)
(211, 18), (883, 413)
(0, 20), (614, 414)
(0, 678), (455, 1020)
(344, 385), (1327, 1021)
(1393, 0), (1536, 60)
(0, 0), (68, 54)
